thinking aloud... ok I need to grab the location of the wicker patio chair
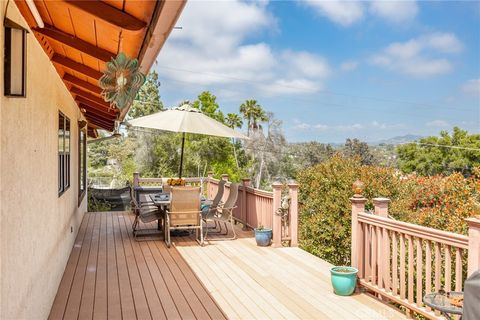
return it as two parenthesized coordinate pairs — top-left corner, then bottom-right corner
(130, 186), (163, 240)
(165, 186), (204, 247)
(204, 183), (239, 240)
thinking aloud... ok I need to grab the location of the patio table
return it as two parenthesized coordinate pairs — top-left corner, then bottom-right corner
(423, 291), (463, 320)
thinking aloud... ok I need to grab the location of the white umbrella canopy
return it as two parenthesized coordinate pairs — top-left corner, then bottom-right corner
(128, 104), (248, 177)
(128, 104), (248, 139)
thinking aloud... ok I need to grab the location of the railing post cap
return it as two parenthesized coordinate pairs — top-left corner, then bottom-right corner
(373, 197), (390, 203)
(272, 182), (283, 189)
(350, 196), (367, 203)
(287, 180), (299, 188)
(207, 171), (214, 176)
(466, 217), (480, 228)
(242, 178), (251, 182)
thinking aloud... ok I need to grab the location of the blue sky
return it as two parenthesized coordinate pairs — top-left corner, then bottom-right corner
(154, 0), (480, 143)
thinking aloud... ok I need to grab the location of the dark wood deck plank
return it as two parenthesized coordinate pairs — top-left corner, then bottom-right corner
(106, 211), (122, 320)
(113, 212), (137, 319)
(119, 212), (167, 320)
(62, 212), (96, 319)
(93, 212), (108, 319)
(48, 213), (91, 320)
(49, 212), (226, 320)
(78, 212), (101, 319)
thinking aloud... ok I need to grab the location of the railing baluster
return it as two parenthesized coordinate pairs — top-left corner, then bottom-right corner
(358, 222), (365, 278)
(372, 226), (377, 286)
(407, 235), (414, 305)
(400, 234), (406, 300)
(365, 224), (371, 283)
(392, 232), (398, 296)
(455, 248), (463, 291)
(445, 245), (452, 292)
(425, 241), (432, 311)
(377, 226), (383, 290)
(383, 229), (391, 291)
(434, 242), (442, 316)
(416, 238), (423, 307)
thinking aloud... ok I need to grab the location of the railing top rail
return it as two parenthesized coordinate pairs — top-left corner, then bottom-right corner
(358, 212), (469, 249)
(207, 177), (273, 198)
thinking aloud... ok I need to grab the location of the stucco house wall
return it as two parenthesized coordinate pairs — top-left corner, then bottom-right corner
(1, 4), (87, 319)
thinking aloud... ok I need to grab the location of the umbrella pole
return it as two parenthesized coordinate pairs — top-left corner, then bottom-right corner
(179, 132), (185, 178)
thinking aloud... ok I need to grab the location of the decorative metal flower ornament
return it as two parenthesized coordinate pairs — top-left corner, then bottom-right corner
(99, 52), (146, 110)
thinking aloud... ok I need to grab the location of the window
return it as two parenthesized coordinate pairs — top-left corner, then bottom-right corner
(58, 112), (70, 195)
(78, 128), (87, 205)
(4, 19), (27, 97)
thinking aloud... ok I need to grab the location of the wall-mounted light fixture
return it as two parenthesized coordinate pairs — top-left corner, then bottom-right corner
(4, 19), (28, 97)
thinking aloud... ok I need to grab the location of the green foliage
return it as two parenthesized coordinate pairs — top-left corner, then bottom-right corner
(297, 155), (402, 265)
(342, 138), (376, 165)
(240, 99), (268, 135)
(192, 91), (225, 122)
(397, 127), (480, 176)
(127, 71), (163, 119)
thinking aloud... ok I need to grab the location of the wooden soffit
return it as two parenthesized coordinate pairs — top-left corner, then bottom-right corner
(15, 0), (186, 131)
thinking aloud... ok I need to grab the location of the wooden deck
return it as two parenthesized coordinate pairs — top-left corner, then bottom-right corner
(175, 225), (407, 320)
(48, 211), (226, 320)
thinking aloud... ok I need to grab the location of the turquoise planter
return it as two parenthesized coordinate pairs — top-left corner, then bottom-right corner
(330, 266), (358, 296)
(254, 228), (272, 246)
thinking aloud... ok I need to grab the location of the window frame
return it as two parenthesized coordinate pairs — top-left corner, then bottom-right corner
(78, 127), (87, 206)
(58, 111), (71, 196)
(4, 19), (27, 97)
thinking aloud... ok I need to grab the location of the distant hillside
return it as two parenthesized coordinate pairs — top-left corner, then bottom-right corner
(373, 134), (423, 145)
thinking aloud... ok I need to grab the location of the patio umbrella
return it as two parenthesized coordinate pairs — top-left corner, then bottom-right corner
(128, 104), (248, 178)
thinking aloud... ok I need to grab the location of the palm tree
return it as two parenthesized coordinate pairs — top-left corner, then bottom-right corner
(239, 100), (268, 136)
(225, 113), (243, 129)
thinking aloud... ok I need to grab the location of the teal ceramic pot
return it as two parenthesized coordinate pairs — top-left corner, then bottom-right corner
(330, 266), (358, 296)
(254, 228), (272, 246)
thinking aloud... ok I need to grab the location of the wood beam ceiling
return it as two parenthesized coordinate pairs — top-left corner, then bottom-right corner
(63, 74), (102, 95)
(78, 101), (117, 119)
(81, 106), (116, 123)
(33, 24), (115, 62)
(52, 54), (103, 79)
(64, 0), (147, 32)
(70, 87), (115, 110)
(75, 96), (117, 117)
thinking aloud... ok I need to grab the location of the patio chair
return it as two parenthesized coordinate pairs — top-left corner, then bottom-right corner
(165, 186), (204, 247)
(204, 183), (239, 241)
(202, 179), (226, 227)
(130, 186), (163, 240)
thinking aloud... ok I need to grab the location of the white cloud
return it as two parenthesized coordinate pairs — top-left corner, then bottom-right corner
(370, 33), (463, 77)
(370, 0), (418, 23)
(156, 1), (330, 99)
(426, 120), (449, 127)
(340, 60), (358, 72)
(303, 0), (364, 27)
(461, 79), (480, 96)
(303, 0), (418, 26)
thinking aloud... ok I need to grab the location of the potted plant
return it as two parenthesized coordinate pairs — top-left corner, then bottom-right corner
(330, 266), (358, 296)
(254, 225), (272, 246)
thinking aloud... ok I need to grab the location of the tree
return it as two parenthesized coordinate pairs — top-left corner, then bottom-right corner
(397, 127), (480, 176)
(225, 113), (243, 129)
(342, 138), (375, 165)
(192, 91), (224, 122)
(127, 71), (163, 119)
(239, 99), (268, 136)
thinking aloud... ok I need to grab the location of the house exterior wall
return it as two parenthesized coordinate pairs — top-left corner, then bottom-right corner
(1, 4), (87, 319)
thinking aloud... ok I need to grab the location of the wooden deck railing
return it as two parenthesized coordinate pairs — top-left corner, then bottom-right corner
(206, 173), (298, 247)
(351, 195), (480, 319)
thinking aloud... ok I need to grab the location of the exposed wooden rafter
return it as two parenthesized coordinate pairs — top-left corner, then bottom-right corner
(33, 24), (115, 62)
(64, 0), (147, 32)
(77, 102), (117, 120)
(52, 54), (103, 79)
(75, 96), (116, 116)
(70, 87), (115, 110)
(63, 74), (102, 95)
(85, 116), (114, 130)
(81, 107), (116, 124)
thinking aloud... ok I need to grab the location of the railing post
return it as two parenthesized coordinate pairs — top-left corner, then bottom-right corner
(373, 197), (391, 291)
(373, 197), (390, 218)
(272, 182), (283, 248)
(242, 178), (251, 230)
(466, 217), (480, 277)
(221, 174), (229, 182)
(133, 172), (140, 187)
(288, 181), (299, 247)
(207, 171), (213, 199)
(350, 192), (367, 270)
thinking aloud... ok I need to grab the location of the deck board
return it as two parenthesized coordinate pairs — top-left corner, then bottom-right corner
(48, 212), (226, 320)
(175, 222), (407, 320)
